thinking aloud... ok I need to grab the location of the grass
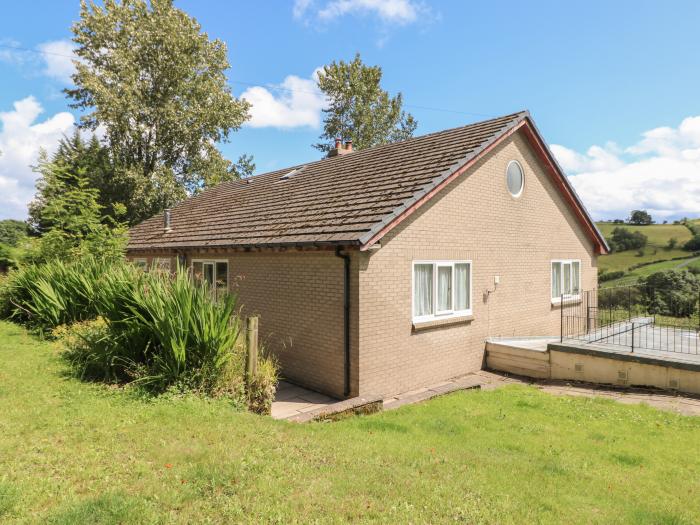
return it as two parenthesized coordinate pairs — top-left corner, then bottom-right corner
(600, 256), (700, 287)
(596, 222), (694, 274)
(2, 321), (700, 523)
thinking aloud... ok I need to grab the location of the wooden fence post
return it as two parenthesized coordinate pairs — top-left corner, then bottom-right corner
(246, 316), (259, 383)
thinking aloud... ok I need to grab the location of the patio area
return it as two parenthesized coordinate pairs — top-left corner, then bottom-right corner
(270, 381), (337, 420)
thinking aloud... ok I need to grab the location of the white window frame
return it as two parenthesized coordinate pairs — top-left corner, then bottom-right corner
(551, 259), (581, 303)
(412, 260), (472, 323)
(191, 258), (230, 299)
(153, 257), (171, 272)
(506, 159), (524, 198)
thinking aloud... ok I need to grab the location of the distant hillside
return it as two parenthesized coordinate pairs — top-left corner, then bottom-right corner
(596, 221), (699, 286)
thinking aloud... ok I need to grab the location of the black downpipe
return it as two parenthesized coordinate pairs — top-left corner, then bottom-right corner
(335, 246), (351, 398)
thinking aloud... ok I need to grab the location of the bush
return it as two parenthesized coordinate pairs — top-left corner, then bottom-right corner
(608, 227), (647, 252)
(246, 356), (279, 415)
(599, 270), (625, 283)
(667, 237), (678, 249)
(0, 243), (16, 273)
(640, 270), (700, 318)
(683, 235), (700, 252)
(53, 317), (119, 381)
(1, 256), (270, 400)
(0, 257), (116, 329)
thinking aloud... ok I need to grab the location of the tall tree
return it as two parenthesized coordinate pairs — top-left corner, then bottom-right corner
(66, 0), (251, 215)
(629, 210), (653, 225)
(30, 132), (125, 231)
(0, 220), (29, 247)
(31, 162), (126, 262)
(314, 53), (417, 153)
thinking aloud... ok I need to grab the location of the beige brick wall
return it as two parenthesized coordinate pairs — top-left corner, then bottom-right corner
(356, 129), (599, 396)
(126, 249), (358, 398)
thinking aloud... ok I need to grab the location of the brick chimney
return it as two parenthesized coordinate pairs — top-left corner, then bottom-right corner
(327, 138), (354, 157)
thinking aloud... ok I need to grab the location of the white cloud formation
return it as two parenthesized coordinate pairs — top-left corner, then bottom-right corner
(37, 40), (77, 83)
(0, 97), (75, 219)
(294, 0), (430, 25)
(551, 115), (700, 221)
(240, 69), (327, 129)
(0, 39), (76, 84)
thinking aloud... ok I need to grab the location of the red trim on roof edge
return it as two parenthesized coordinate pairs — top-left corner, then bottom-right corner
(360, 118), (609, 255)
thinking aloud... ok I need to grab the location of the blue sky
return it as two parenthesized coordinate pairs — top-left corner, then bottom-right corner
(2, 0), (700, 221)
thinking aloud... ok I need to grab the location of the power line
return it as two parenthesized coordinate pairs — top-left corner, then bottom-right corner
(0, 42), (495, 119)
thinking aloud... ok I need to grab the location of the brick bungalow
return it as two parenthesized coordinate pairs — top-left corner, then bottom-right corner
(127, 111), (609, 398)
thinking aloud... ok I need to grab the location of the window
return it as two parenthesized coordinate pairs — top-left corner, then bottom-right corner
(551, 260), (580, 301)
(132, 258), (147, 270)
(192, 259), (229, 301)
(506, 160), (524, 197)
(154, 257), (171, 273)
(413, 261), (472, 322)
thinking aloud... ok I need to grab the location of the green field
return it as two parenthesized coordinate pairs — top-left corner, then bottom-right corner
(2, 321), (700, 524)
(600, 254), (700, 287)
(596, 222), (694, 273)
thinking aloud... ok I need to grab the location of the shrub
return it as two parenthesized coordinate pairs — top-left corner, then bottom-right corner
(608, 227), (647, 252)
(53, 317), (120, 381)
(640, 270), (700, 318)
(667, 237), (678, 249)
(0, 257), (116, 330)
(599, 270), (625, 283)
(0, 243), (16, 273)
(598, 285), (645, 312)
(1, 256), (264, 400)
(246, 355), (279, 415)
(683, 235), (700, 252)
(118, 270), (242, 393)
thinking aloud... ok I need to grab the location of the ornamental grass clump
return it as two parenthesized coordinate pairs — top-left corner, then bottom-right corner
(1, 256), (260, 399)
(1, 257), (113, 330)
(117, 269), (243, 394)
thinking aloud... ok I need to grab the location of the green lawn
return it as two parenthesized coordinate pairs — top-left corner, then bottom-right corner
(596, 222), (694, 274)
(600, 255), (700, 287)
(2, 321), (700, 524)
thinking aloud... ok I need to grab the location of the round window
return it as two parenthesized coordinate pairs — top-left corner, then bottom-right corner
(506, 160), (524, 197)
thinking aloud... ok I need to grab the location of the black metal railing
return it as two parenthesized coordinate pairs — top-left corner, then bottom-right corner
(560, 285), (700, 355)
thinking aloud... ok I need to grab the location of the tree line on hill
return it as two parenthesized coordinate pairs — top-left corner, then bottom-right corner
(0, 0), (418, 268)
(602, 209), (700, 254)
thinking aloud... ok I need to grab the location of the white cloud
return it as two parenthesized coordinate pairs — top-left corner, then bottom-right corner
(240, 69), (326, 129)
(294, 0), (432, 25)
(551, 115), (700, 221)
(0, 96), (75, 219)
(37, 40), (76, 84)
(0, 39), (76, 84)
(0, 38), (35, 69)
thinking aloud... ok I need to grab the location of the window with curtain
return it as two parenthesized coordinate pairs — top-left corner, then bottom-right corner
(413, 261), (472, 322)
(551, 260), (581, 301)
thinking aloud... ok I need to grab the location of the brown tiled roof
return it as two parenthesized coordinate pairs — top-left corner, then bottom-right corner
(127, 111), (561, 251)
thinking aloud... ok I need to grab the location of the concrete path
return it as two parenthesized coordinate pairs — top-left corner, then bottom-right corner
(271, 381), (337, 420)
(272, 370), (700, 421)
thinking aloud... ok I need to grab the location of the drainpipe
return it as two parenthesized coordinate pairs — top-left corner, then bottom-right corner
(335, 246), (351, 398)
